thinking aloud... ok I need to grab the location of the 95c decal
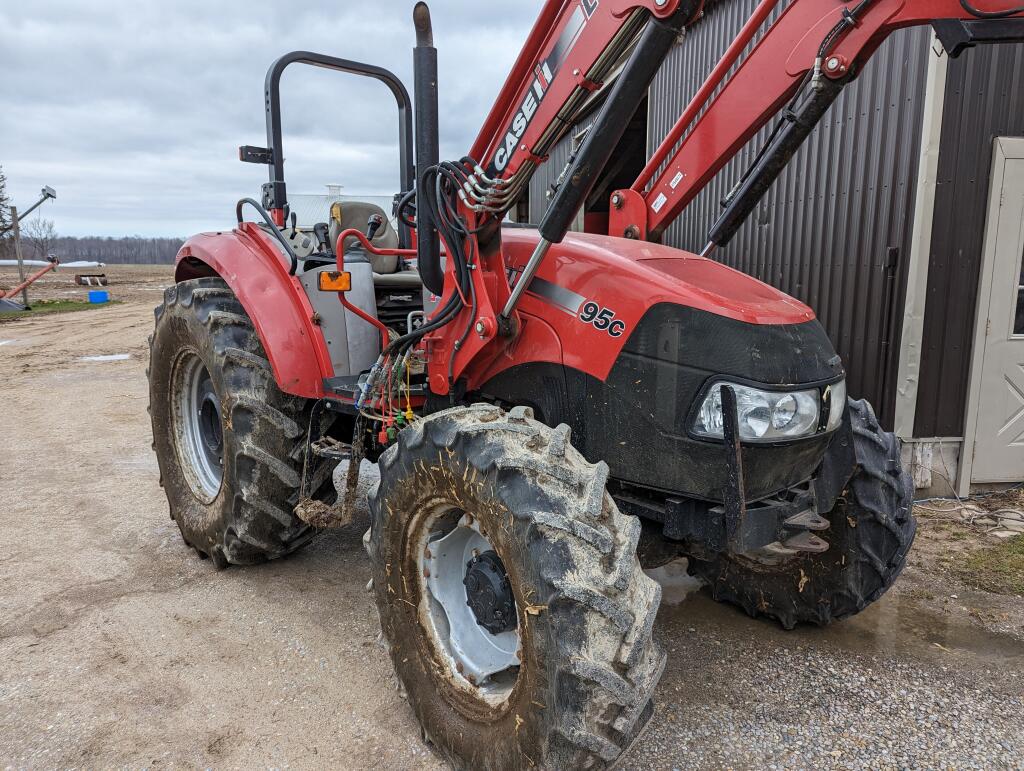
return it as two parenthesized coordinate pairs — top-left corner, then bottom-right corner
(578, 301), (627, 337)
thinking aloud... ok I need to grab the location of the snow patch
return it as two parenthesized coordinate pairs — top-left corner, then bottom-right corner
(79, 353), (131, 362)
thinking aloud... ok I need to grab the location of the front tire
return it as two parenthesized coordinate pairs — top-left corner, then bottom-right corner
(689, 398), (916, 629)
(149, 278), (335, 566)
(368, 404), (664, 770)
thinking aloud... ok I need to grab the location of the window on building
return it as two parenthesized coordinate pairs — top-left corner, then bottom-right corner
(1015, 245), (1024, 335)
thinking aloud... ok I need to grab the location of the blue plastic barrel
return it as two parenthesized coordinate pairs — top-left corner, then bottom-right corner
(88, 290), (109, 304)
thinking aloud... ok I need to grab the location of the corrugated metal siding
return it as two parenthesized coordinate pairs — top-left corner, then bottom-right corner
(525, 0), (933, 429)
(528, 118), (596, 225)
(649, 0), (931, 427)
(913, 41), (1024, 437)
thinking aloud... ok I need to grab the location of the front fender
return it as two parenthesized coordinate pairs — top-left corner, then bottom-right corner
(174, 223), (332, 398)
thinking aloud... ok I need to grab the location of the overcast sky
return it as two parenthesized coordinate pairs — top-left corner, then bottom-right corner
(0, 1), (543, 237)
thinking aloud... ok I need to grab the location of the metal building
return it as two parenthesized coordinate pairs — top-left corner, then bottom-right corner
(526, 0), (1024, 495)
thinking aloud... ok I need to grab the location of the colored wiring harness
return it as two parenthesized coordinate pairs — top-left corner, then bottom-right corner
(357, 157), (488, 444)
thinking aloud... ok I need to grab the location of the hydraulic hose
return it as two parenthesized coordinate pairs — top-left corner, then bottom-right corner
(960, 0), (1024, 17)
(236, 197), (299, 275)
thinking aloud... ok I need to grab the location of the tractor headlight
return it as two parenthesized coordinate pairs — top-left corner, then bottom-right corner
(825, 379), (846, 431)
(693, 382), (824, 442)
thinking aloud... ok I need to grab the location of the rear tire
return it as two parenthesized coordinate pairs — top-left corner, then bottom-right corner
(689, 398), (916, 629)
(368, 404), (664, 770)
(148, 278), (335, 565)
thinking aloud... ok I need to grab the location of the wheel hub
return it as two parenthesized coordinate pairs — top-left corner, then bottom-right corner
(173, 352), (224, 500)
(463, 551), (516, 635)
(419, 511), (520, 698)
(198, 392), (223, 456)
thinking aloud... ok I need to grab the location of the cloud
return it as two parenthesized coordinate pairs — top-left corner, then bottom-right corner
(0, 0), (543, 236)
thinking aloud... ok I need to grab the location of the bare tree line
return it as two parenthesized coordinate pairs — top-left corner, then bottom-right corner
(2, 228), (183, 265)
(2, 226), (182, 265)
(49, 235), (184, 264)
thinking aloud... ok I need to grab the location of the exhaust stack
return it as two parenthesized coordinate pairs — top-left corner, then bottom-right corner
(413, 2), (443, 296)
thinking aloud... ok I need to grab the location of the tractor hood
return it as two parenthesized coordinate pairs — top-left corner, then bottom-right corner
(501, 228), (815, 327)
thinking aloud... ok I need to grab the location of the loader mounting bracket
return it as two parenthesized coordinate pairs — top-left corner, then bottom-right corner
(932, 18), (1024, 57)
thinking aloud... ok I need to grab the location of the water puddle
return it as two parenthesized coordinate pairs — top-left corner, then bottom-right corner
(646, 559), (704, 606)
(0, 340), (14, 346)
(117, 453), (160, 473)
(657, 582), (1023, 669)
(78, 353), (131, 362)
(831, 591), (1024, 662)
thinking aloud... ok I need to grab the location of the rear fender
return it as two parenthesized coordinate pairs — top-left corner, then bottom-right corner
(174, 223), (332, 398)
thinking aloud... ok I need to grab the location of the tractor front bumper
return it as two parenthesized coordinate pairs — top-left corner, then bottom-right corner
(613, 394), (858, 560)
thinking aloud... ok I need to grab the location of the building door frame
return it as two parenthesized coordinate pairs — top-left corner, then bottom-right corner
(893, 37), (949, 439)
(958, 136), (1024, 496)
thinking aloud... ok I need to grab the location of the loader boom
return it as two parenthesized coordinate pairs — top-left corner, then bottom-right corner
(469, 0), (690, 189)
(425, 0), (1023, 390)
(626, 0), (1024, 244)
(464, 0), (1024, 242)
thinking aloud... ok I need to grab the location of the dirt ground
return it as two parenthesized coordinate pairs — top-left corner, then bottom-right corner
(1, 289), (1022, 769)
(0, 264), (171, 306)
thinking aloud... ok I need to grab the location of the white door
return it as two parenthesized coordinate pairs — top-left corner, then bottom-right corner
(965, 138), (1024, 484)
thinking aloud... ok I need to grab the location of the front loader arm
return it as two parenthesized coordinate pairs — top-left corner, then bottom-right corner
(467, 0), (700, 210)
(612, 0), (1024, 243)
(417, 0), (705, 396)
(411, 0), (1021, 399)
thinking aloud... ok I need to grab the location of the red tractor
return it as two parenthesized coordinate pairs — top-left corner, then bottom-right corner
(149, 0), (1023, 767)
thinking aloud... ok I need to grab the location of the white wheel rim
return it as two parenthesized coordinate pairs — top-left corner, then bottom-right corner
(417, 509), (520, 705)
(172, 351), (223, 501)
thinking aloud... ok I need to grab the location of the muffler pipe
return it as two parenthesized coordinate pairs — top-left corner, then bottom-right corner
(413, 2), (444, 296)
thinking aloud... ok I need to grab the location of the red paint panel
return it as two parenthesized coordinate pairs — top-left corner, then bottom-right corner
(464, 228), (814, 388)
(174, 226), (331, 398)
(583, 211), (610, 234)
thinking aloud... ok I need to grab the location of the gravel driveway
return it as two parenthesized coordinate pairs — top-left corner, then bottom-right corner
(1, 300), (1021, 769)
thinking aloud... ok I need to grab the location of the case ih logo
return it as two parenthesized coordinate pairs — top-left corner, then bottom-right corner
(489, 0), (599, 174)
(492, 60), (554, 173)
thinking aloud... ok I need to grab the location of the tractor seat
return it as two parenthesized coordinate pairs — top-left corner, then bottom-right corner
(373, 269), (422, 288)
(328, 200), (400, 274)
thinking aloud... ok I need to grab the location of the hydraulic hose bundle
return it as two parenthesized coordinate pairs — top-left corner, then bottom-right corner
(359, 4), (517, 438)
(358, 157), (483, 436)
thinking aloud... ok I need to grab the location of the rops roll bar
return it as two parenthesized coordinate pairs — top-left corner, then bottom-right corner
(239, 50), (415, 244)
